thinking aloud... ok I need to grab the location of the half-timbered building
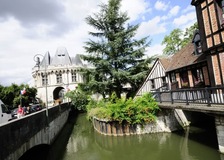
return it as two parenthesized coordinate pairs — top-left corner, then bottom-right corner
(136, 41), (209, 96)
(135, 57), (170, 97)
(166, 42), (209, 90)
(191, 0), (224, 87)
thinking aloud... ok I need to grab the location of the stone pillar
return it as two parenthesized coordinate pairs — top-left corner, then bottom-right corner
(215, 116), (224, 154)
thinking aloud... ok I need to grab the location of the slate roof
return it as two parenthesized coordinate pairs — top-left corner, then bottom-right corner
(39, 47), (84, 67)
(51, 47), (72, 66)
(40, 51), (51, 67)
(71, 54), (83, 66)
(165, 43), (207, 72)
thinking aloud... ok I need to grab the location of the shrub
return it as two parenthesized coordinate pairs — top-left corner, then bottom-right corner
(65, 89), (90, 111)
(87, 93), (159, 124)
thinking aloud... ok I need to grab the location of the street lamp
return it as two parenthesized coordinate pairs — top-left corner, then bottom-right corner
(33, 54), (49, 118)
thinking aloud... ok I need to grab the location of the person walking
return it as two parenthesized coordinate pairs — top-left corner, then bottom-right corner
(17, 105), (24, 118)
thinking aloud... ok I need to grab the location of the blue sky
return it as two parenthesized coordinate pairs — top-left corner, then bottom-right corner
(0, 0), (196, 86)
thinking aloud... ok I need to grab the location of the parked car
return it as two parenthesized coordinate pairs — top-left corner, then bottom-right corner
(0, 100), (13, 123)
(30, 104), (42, 112)
(11, 108), (18, 119)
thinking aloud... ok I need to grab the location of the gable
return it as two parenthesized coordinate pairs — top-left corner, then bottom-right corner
(135, 58), (168, 97)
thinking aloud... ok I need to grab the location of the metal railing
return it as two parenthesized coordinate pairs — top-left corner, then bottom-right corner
(152, 87), (224, 106)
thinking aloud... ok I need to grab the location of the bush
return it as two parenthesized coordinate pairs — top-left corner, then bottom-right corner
(65, 89), (90, 111)
(87, 93), (159, 124)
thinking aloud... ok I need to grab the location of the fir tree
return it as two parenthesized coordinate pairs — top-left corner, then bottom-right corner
(81, 0), (152, 99)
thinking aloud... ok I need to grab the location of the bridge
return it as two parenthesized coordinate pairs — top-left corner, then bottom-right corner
(0, 103), (71, 160)
(152, 87), (224, 154)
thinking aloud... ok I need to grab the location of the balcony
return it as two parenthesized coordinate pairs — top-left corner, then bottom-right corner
(153, 86), (224, 106)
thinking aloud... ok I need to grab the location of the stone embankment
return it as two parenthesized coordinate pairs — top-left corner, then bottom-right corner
(92, 109), (189, 136)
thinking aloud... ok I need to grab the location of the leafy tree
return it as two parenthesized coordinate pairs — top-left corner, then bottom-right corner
(182, 22), (198, 46)
(65, 88), (90, 111)
(0, 84), (20, 108)
(162, 22), (198, 55)
(162, 28), (183, 55)
(81, 0), (152, 99)
(0, 84), (37, 108)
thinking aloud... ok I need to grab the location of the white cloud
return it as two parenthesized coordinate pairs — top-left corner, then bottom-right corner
(155, 1), (169, 11)
(161, 5), (180, 20)
(0, 0), (198, 86)
(169, 6), (180, 16)
(173, 11), (196, 27)
(136, 16), (167, 38)
(183, 5), (195, 13)
(145, 44), (165, 56)
(121, 0), (151, 22)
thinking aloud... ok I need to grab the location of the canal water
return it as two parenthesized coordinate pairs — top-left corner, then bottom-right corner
(39, 113), (224, 160)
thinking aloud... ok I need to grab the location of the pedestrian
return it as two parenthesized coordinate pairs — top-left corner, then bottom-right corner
(23, 106), (27, 115)
(26, 106), (31, 115)
(17, 105), (24, 118)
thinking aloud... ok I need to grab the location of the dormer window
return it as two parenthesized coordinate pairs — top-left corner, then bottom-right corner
(58, 54), (65, 57)
(192, 29), (202, 55)
(195, 41), (202, 54)
(217, 0), (224, 27)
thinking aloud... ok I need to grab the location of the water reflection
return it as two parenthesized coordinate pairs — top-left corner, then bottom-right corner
(49, 113), (221, 160)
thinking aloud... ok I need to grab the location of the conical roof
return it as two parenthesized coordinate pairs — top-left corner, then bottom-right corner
(51, 47), (72, 66)
(39, 51), (51, 68)
(71, 54), (83, 66)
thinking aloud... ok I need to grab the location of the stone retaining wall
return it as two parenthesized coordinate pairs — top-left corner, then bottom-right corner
(92, 109), (182, 136)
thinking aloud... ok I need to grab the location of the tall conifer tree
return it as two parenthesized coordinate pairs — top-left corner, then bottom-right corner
(81, 0), (151, 98)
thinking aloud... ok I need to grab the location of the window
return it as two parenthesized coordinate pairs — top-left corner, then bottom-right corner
(161, 77), (168, 90)
(180, 71), (189, 88)
(217, 0), (224, 26)
(170, 72), (176, 83)
(56, 72), (62, 84)
(72, 70), (77, 82)
(1, 104), (8, 113)
(192, 68), (204, 87)
(192, 30), (202, 55)
(162, 77), (166, 84)
(194, 41), (202, 54)
(151, 79), (155, 89)
(42, 74), (48, 86)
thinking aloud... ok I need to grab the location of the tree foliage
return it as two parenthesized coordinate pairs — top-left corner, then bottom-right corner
(162, 22), (198, 55)
(0, 84), (37, 109)
(65, 88), (90, 111)
(81, 0), (153, 99)
(87, 93), (159, 124)
(162, 28), (183, 55)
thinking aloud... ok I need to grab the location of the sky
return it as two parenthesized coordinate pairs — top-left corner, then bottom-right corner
(0, 0), (196, 86)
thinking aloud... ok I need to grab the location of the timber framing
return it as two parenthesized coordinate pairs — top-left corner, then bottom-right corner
(192, 0), (224, 86)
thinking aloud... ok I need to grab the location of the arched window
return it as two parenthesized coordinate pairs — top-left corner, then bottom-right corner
(192, 29), (202, 55)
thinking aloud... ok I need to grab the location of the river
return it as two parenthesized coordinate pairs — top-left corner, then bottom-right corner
(24, 113), (224, 160)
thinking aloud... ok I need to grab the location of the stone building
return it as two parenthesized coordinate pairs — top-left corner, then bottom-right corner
(32, 47), (88, 105)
